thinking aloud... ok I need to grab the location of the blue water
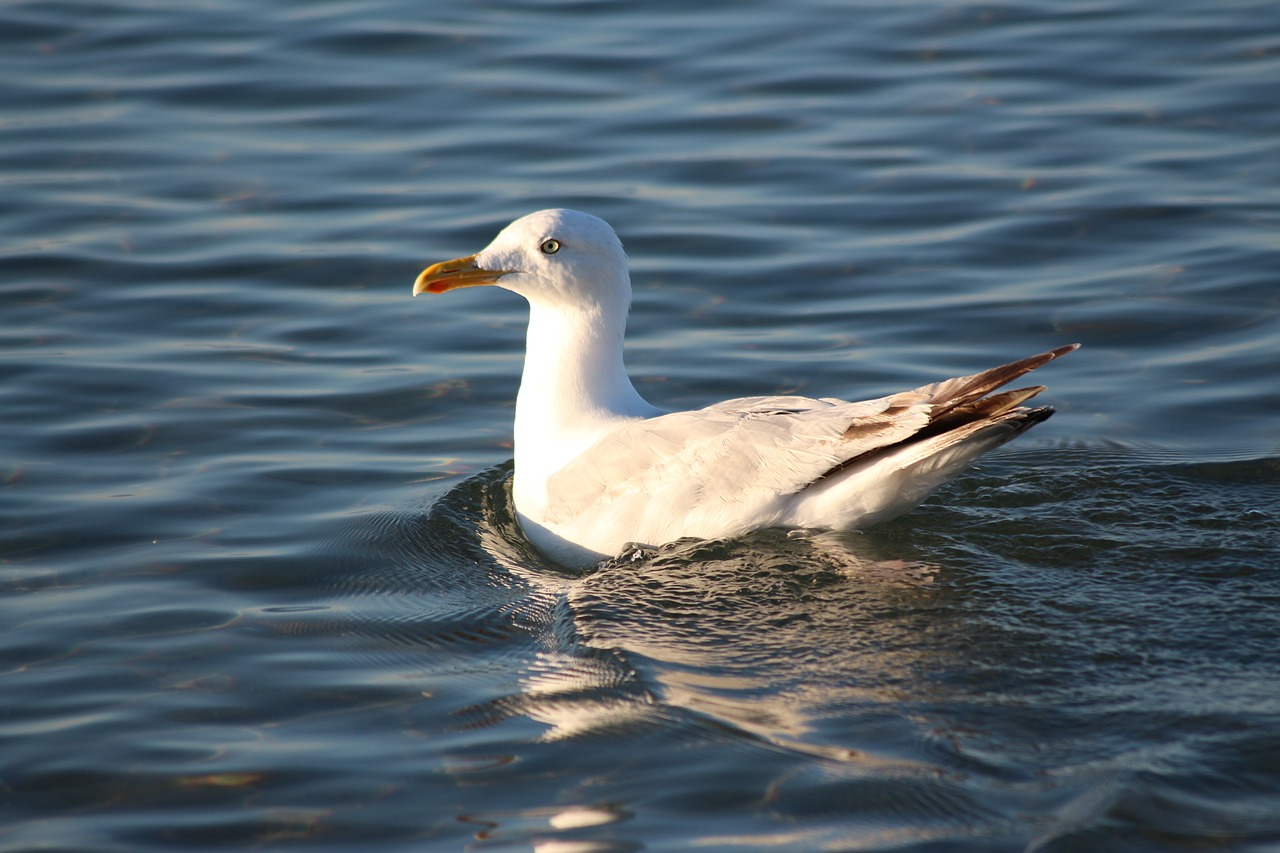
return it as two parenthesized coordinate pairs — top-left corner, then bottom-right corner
(4, 0), (1280, 850)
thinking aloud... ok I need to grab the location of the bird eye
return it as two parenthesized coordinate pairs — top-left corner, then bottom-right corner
(540, 238), (561, 255)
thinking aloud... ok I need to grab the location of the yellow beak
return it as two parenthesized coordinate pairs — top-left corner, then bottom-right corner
(412, 254), (509, 296)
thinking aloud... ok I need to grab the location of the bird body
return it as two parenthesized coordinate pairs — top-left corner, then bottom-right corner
(414, 209), (1076, 568)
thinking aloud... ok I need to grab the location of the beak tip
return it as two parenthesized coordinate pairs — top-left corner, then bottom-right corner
(411, 254), (495, 298)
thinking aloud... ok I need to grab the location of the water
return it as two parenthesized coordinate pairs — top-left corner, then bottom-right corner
(3, 0), (1279, 849)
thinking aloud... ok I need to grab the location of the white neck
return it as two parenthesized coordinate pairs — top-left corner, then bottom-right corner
(512, 298), (657, 493)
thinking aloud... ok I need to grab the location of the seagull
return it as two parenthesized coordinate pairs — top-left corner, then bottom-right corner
(413, 209), (1077, 568)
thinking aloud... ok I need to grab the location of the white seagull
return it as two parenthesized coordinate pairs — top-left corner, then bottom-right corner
(413, 209), (1077, 568)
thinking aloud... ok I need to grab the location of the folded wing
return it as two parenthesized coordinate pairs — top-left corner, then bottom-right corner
(540, 345), (1077, 550)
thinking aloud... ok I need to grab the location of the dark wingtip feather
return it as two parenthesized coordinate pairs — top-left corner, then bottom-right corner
(928, 343), (1079, 418)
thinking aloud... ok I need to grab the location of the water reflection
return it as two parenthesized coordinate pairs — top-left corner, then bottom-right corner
(459, 803), (638, 853)
(464, 465), (949, 763)
(354, 456), (1280, 848)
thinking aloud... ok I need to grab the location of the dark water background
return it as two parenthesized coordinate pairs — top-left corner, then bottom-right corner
(4, 0), (1280, 850)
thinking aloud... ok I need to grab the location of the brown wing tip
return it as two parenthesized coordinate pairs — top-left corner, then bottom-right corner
(1021, 342), (1082, 373)
(928, 343), (1078, 418)
(993, 384), (1048, 411)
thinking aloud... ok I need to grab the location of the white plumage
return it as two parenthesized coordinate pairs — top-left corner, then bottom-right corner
(414, 209), (1076, 568)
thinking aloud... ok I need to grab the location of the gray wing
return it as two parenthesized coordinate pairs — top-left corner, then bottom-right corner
(541, 392), (932, 527)
(541, 344), (1079, 531)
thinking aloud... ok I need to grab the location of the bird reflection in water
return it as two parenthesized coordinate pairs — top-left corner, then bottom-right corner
(466, 465), (948, 765)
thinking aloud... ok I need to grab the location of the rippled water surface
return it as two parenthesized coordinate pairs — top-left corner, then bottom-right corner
(4, 0), (1280, 850)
